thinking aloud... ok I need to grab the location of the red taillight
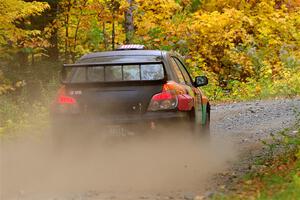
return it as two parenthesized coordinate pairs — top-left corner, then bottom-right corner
(56, 86), (77, 104)
(148, 81), (194, 112)
(148, 92), (177, 111)
(148, 83), (178, 111)
(58, 95), (76, 104)
(151, 92), (173, 101)
(53, 86), (79, 114)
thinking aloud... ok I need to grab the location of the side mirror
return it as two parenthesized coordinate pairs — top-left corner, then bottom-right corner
(194, 76), (208, 87)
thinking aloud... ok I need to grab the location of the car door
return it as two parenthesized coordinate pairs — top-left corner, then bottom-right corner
(169, 56), (204, 125)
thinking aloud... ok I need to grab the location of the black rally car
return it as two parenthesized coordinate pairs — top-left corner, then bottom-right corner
(51, 45), (210, 137)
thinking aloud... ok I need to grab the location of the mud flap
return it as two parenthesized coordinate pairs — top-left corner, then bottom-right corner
(195, 102), (202, 126)
(194, 103), (208, 126)
(192, 102), (209, 138)
(201, 104), (207, 126)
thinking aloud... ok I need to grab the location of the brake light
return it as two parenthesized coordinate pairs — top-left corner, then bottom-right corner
(148, 91), (177, 111)
(148, 81), (194, 111)
(53, 86), (79, 114)
(58, 95), (76, 104)
(56, 86), (77, 104)
(151, 92), (173, 101)
(148, 82), (179, 111)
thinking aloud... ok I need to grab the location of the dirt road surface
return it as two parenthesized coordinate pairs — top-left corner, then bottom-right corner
(1, 98), (299, 200)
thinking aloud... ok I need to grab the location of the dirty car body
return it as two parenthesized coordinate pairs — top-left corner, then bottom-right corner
(51, 48), (210, 137)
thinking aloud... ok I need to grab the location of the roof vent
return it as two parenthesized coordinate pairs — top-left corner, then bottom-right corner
(116, 44), (145, 50)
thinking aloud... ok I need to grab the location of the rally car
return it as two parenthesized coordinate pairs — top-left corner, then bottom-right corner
(51, 45), (210, 139)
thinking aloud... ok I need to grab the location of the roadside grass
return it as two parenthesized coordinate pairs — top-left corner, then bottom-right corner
(0, 96), (47, 137)
(236, 148), (300, 200)
(213, 109), (300, 200)
(0, 79), (58, 139)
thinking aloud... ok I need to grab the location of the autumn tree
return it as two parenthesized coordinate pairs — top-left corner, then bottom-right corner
(0, 0), (49, 94)
(0, 0), (49, 57)
(125, 0), (135, 43)
(1, 0), (300, 97)
(180, 0), (300, 87)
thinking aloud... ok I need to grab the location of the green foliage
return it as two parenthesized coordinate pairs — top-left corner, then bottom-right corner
(86, 20), (105, 50)
(0, 78), (58, 138)
(202, 67), (300, 102)
(250, 126), (300, 200)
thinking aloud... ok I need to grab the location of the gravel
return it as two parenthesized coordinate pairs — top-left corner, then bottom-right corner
(211, 98), (300, 140)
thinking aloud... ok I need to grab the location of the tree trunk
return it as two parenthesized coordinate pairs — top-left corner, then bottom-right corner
(64, 0), (72, 63)
(31, 52), (35, 66)
(103, 22), (108, 50)
(48, 27), (59, 61)
(125, 0), (134, 44)
(72, 0), (88, 62)
(17, 51), (29, 68)
(48, 1), (59, 61)
(112, 12), (115, 50)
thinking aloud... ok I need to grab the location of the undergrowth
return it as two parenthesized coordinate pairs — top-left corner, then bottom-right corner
(203, 68), (300, 102)
(214, 108), (300, 200)
(0, 79), (58, 139)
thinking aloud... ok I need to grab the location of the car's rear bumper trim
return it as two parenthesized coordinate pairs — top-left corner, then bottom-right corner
(51, 111), (189, 125)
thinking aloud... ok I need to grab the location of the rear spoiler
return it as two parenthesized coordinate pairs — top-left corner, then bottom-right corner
(63, 61), (163, 68)
(60, 61), (167, 84)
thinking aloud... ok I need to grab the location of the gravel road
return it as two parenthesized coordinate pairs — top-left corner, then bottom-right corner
(1, 98), (300, 200)
(213, 98), (299, 140)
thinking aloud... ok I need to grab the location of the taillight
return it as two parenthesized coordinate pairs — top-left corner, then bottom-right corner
(52, 86), (79, 114)
(148, 81), (194, 112)
(148, 81), (180, 111)
(148, 91), (178, 111)
(58, 95), (76, 104)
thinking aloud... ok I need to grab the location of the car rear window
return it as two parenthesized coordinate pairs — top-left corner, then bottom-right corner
(79, 55), (162, 63)
(66, 63), (165, 83)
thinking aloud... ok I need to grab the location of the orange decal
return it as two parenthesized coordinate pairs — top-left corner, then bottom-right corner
(202, 96), (208, 104)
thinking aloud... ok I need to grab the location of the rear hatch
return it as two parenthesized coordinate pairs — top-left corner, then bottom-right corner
(60, 58), (166, 118)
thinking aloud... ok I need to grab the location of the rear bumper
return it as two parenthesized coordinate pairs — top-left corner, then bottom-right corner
(51, 111), (189, 127)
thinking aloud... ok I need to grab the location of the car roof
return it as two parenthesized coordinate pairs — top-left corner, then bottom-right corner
(79, 50), (165, 60)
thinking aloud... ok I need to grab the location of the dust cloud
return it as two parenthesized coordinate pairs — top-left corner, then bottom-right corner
(0, 128), (236, 200)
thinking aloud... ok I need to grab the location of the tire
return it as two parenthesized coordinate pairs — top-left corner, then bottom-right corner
(189, 108), (210, 139)
(201, 111), (210, 137)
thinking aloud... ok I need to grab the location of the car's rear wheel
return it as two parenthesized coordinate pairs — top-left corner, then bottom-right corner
(189, 108), (210, 139)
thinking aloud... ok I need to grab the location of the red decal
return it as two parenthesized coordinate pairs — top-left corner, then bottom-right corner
(178, 94), (193, 111)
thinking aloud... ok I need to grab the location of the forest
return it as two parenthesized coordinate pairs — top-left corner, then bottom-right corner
(1, 1), (300, 199)
(0, 0), (300, 134)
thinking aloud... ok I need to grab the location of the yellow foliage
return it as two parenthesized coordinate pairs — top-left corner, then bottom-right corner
(1, 0), (299, 101)
(0, 0), (49, 46)
(179, 1), (300, 86)
(134, 0), (181, 38)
